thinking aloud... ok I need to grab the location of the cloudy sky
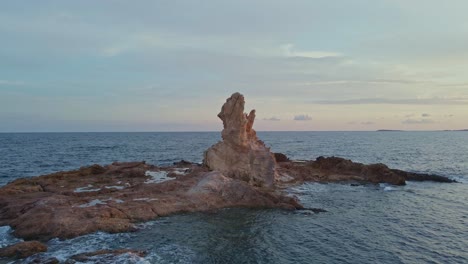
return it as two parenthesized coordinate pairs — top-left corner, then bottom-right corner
(1, 0), (467, 132)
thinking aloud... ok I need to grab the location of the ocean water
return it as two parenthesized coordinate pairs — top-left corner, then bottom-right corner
(0, 131), (467, 263)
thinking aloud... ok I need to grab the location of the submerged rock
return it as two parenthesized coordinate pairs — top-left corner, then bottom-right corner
(203, 92), (277, 188)
(390, 169), (457, 183)
(0, 241), (47, 259)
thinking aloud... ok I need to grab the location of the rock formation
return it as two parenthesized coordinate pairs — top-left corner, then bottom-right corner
(0, 161), (301, 241)
(0, 241), (47, 259)
(203, 92), (277, 187)
(0, 92), (457, 261)
(275, 155), (457, 186)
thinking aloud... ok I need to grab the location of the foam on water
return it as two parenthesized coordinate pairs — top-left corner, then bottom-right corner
(14, 228), (199, 264)
(144, 171), (174, 184)
(76, 198), (124, 208)
(74, 184), (101, 193)
(105, 185), (126, 190)
(32, 232), (132, 262)
(0, 226), (23, 248)
(172, 168), (190, 175)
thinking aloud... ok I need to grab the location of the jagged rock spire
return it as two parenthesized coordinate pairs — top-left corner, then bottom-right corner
(203, 92), (277, 187)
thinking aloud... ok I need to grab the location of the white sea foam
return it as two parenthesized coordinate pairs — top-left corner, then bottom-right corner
(172, 168), (190, 175)
(133, 198), (158, 201)
(380, 183), (398, 191)
(76, 198), (124, 208)
(77, 199), (107, 208)
(74, 184), (101, 193)
(105, 185), (125, 190)
(38, 231), (129, 262)
(144, 171), (174, 184)
(0, 225), (23, 247)
(21, 230), (167, 263)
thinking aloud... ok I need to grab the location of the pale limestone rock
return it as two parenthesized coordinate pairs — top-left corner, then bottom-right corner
(203, 92), (277, 187)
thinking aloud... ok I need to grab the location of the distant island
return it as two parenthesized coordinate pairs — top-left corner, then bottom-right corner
(377, 129), (468, 132)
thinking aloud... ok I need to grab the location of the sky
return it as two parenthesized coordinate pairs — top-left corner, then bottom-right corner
(1, 0), (467, 132)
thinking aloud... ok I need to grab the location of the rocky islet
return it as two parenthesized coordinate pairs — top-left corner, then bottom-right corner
(0, 92), (456, 261)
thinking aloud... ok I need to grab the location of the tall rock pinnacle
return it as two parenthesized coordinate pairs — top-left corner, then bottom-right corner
(203, 92), (277, 187)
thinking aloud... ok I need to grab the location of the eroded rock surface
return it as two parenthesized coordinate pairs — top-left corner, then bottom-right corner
(203, 92), (277, 187)
(0, 161), (301, 241)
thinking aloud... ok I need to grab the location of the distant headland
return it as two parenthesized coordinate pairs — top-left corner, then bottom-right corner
(377, 129), (468, 132)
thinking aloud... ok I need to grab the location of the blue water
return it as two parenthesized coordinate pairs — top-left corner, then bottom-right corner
(1, 132), (467, 263)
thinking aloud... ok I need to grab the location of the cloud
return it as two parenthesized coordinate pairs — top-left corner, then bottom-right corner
(294, 114), (312, 121)
(296, 79), (426, 86)
(421, 113), (430, 117)
(263, 117), (280, 121)
(310, 97), (468, 105)
(281, 44), (341, 59)
(402, 118), (434, 124)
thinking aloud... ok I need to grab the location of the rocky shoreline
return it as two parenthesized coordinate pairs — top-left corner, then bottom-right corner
(0, 93), (456, 261)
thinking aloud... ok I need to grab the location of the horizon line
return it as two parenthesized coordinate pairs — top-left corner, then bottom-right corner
(1, 129), (467, 133)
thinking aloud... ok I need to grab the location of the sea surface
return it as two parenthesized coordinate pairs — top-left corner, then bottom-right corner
(0, 131), (467, 263)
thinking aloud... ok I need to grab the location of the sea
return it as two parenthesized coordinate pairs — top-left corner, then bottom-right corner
(0, 131), (467, 264)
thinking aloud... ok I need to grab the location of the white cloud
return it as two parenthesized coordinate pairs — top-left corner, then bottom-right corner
(281, 44), (341, 59)
(310, 97), (468, 105)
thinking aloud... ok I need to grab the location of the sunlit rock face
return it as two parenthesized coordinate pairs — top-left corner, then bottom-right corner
(203, 92), (277, 188)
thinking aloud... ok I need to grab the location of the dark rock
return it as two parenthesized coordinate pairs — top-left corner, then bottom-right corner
(274, 153), (290, 162)
(79, 164), (106, 175)
(390, 169), (457, 183)
(298, 207), (327, 213)
(173, 160), (193, 166)
(0, 241), (47, 259)
(312, 156), (406, 185)
(277, 156), (455, 186)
